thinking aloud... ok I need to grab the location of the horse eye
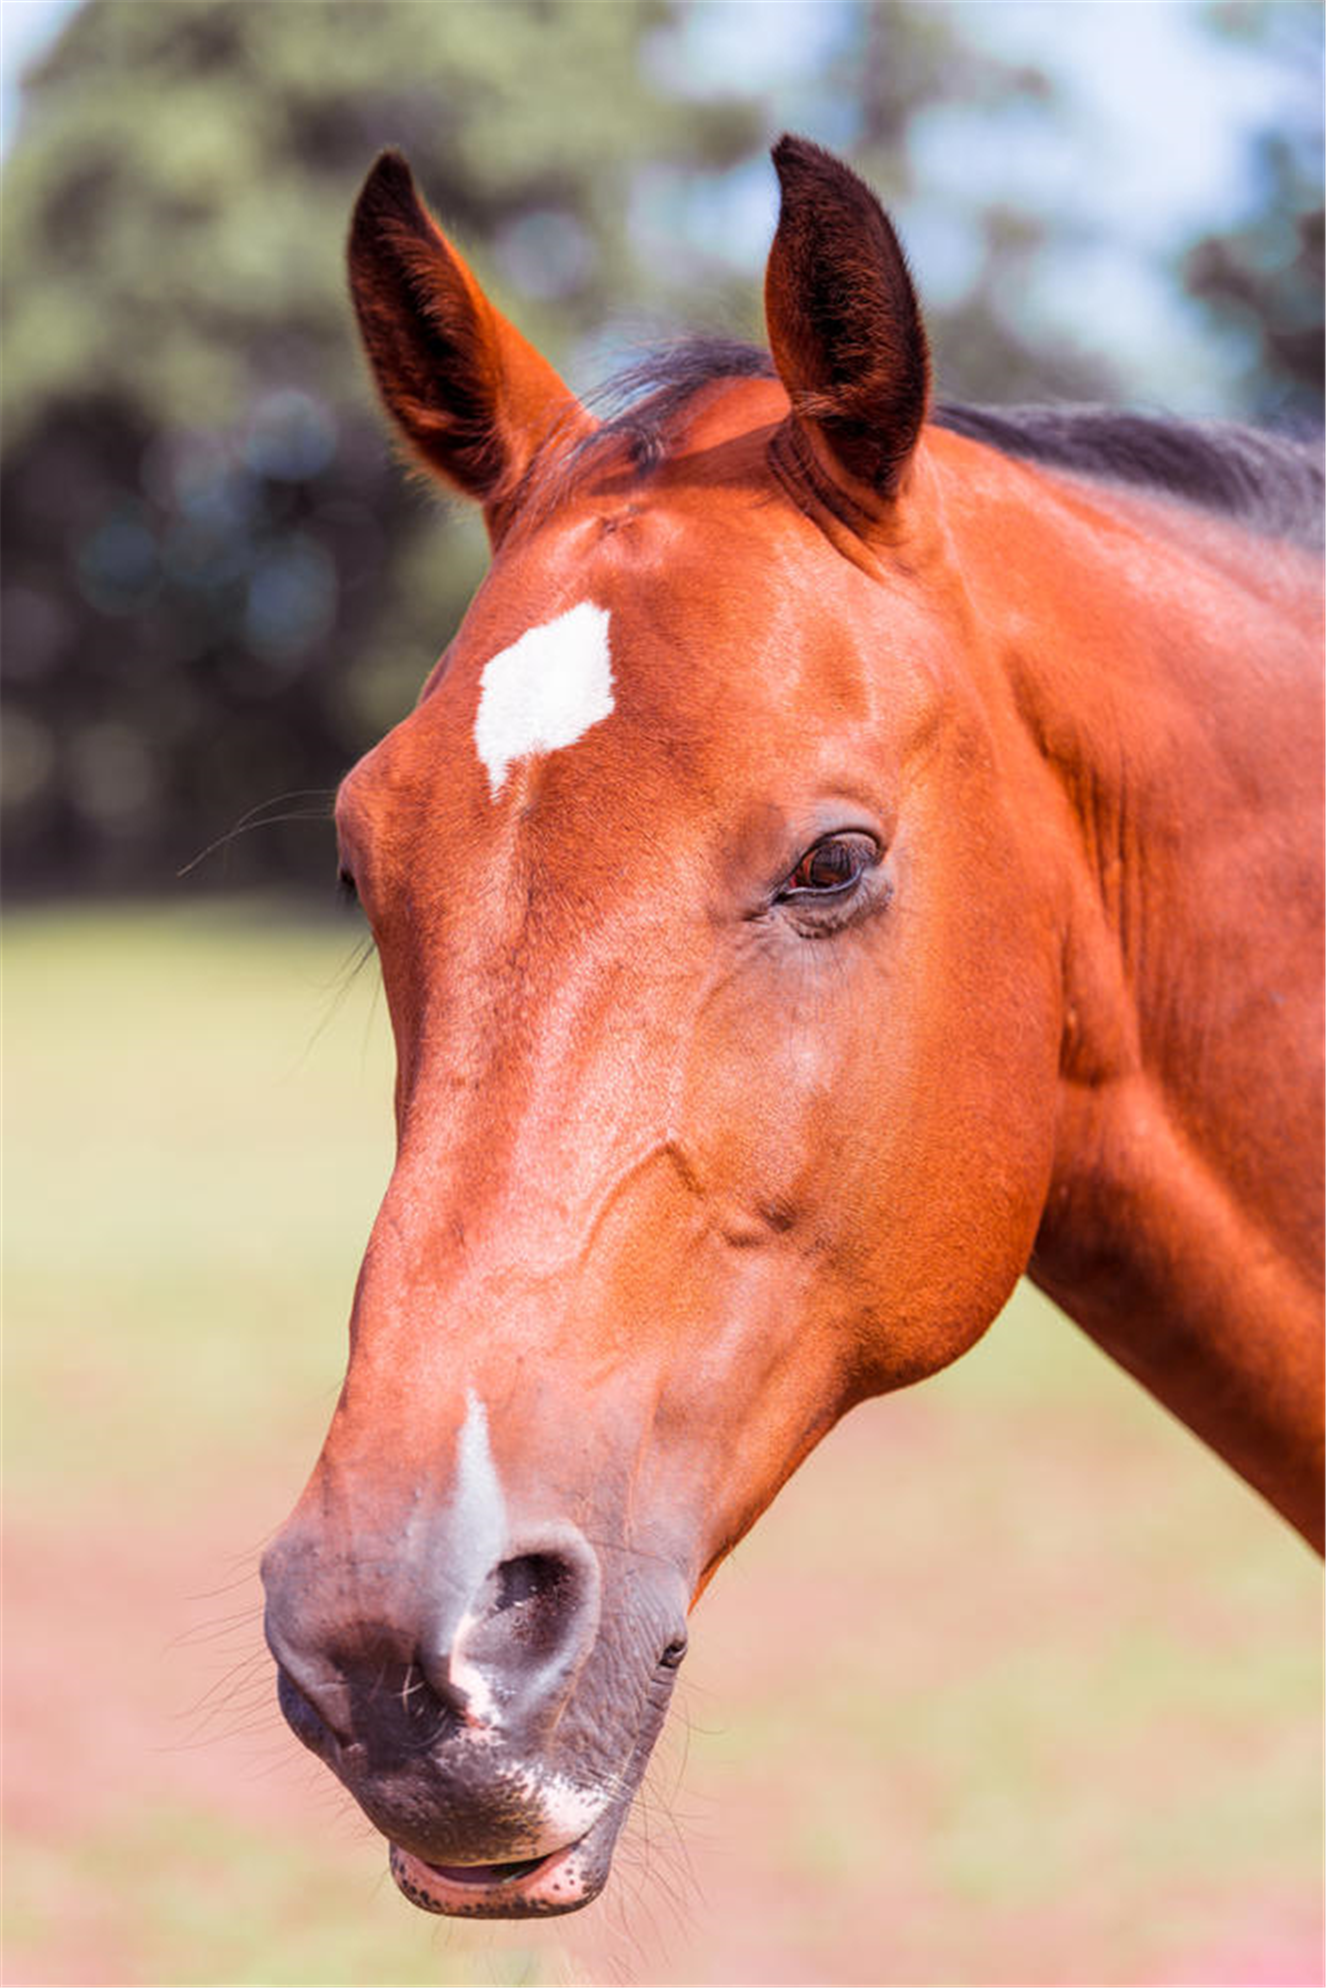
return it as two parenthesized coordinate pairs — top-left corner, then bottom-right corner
(780, 833), (875, 899)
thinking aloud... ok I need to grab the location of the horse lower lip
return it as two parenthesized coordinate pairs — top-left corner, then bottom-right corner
(423, 1853), (551, 1885)
(389, 1837), (596, 1916)
(385, 1828), (588, 1908)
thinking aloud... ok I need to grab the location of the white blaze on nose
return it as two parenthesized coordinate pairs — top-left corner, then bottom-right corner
(448, 1390), (508, 1729)
(453, 1390), (506, 1581)
(473, 601), (614, 796)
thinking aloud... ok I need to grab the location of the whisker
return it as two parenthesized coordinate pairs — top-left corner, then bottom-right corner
(181, 1565), (266, 1604)
(177, 788), (337, 879)
(292, 937), (380, 1072)
(175, 1651), (271, 1723)
(166, 1603), (264, 1651)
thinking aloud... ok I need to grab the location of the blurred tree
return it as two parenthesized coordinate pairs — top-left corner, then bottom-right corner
(1182, 4), (1324, 425)
(628, 1), (1119, 402)
(1, 0), (757, 895)
(832, 5), (1121, 404)
(1, 0), (1320, 899)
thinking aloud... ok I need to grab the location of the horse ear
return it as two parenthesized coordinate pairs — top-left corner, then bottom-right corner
(764, 136), (930, 509)
(347, 151), (588, 523)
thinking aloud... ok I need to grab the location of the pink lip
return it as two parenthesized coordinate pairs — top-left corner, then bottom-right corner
(389, 1838), (592, 1915)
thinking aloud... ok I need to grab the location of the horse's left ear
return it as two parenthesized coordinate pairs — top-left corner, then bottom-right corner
(765, 136), (930, 510)
(348, 150), (589, 531)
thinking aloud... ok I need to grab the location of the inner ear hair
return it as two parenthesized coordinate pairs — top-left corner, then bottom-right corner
(765, 135), (930, 501)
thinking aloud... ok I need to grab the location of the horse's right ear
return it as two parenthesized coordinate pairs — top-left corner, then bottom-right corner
(764, 136), (930, 514)
(347, 152), (589, 527)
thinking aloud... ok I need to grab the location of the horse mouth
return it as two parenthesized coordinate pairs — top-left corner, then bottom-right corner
(389, 1834), (603, 1917)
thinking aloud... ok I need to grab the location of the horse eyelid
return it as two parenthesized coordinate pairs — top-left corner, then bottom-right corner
(776, 833), (879, 902)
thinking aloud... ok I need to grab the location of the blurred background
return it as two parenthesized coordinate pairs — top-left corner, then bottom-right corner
(2, 0), (1322, 899)
(4, 4), (1322, 1985)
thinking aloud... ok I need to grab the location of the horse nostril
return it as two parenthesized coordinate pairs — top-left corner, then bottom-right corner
(658, 1633), (688, 1672)
(442, 1529), (602, 1737)
(490, 1552), (578, 1659)
(495, 1551), (557, 1609)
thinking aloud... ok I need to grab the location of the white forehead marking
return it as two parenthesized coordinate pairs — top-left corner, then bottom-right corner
(473, 600), (614, 796)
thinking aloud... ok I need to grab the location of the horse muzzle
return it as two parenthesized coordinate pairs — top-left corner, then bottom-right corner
(260, 1512), (688, 1917)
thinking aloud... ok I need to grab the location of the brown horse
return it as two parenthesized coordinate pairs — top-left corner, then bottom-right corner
(261, 137), (1323, 1919)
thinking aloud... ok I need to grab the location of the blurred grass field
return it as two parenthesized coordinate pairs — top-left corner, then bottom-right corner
(5, 902), (1322, 1987)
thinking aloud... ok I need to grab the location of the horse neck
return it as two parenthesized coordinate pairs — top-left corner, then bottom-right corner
(942, 453), (1324, 1547)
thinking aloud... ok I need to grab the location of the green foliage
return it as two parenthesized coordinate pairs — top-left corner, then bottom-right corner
(816, 6), (1122, 403)
(2, 1), (1320, 897)
(1, 0), (756, 897)
(2, 0), (752, 439)
(1184, 5), (1325, 422)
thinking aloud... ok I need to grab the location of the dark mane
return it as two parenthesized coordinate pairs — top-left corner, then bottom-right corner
(564, 338), (1323, 548)
(580, 337), (778, 475)
(932, 401), (1324, 549)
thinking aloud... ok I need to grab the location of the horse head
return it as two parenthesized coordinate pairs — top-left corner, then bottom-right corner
(259, 138), (1081, 1916)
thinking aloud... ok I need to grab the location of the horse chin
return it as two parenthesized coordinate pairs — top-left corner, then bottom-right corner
(375, 1681), (671, 1918)
(387, 1810), (619, 1918)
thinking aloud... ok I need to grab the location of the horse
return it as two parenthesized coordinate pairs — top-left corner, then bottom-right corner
(260, 136), (1323, 1920)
